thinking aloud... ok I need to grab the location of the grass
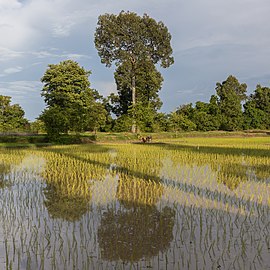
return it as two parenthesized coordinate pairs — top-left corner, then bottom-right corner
(1, 130), (269, 147)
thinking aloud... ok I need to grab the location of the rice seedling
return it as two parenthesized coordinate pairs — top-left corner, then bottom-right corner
(0, 136), (269, 269)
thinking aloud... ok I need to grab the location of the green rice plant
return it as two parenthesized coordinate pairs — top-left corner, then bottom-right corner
(0, 136), (269, 269)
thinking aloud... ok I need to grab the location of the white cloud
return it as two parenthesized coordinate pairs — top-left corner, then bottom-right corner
(52, 17), (77, 37)
(3, 66), (23, 74)
(0, 0), (22, 10)
(31, 49), (91, 61)
(1, 0), (270, 52)
(0, 47), (23, 62)
(0, 80), (41, 97)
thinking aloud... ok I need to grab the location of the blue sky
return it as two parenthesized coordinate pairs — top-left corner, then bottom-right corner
(1, 0), (270, 120)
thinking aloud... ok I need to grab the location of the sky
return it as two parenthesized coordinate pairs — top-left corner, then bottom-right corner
(1, 0), (270, 121)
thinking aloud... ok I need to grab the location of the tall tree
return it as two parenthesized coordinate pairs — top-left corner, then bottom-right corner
(112, 59), (163, 116)
(109, 60), (163, 132)
(95, 11), (174, 132)
(215, 75), (247, 130)
(40, 60), (106, 138)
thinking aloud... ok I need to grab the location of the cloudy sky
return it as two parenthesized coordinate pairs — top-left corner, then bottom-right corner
(1, 0), (270, 120)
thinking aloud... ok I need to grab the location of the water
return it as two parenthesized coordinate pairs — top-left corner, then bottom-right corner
(0, 143), (270, 269)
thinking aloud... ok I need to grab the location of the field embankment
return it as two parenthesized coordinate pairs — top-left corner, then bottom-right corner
(0, 130), (269, 147)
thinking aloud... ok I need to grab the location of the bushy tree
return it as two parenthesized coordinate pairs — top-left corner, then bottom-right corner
(40, 60), (106, 138)
(0, 95), (29, 132)
(167, 104), (196, 132)
(112, 115), (133, 132)
(215, 75), (247, 130)
(243, 85), (270, 129)
(95, 11), (174, 132)
(30, 120), (46, 134)
(127, 102), (158, 132)
(192, 98), (221, 131)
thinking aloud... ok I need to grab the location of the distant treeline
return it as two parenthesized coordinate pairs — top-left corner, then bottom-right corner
(1, 74), (270, 135)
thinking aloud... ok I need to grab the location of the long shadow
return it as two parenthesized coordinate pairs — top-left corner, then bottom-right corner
(141, 142), (270, 158)
(41, 145), (270, 213)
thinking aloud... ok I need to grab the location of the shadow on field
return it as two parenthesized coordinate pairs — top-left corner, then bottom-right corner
(141, 142), (270, 158)
(40, 144), (270, 213)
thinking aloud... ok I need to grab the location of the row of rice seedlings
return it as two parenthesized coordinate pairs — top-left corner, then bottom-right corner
(0, 144), (122, 269)
(108, 139), (270, 268)
(0, 173), (101, 269)
(0, 137), (269, 269)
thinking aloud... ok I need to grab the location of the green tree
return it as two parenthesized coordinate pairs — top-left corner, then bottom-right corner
(168, 104), (196, 132)
(0, 95), (29, 132)
(243, 85), (270, 129)
(127, 101), (158, 132)
(215, 75), (247, 130)
(40, 60), (106, 138)
(167, 104), (196, 132)
(112, 60), (163, 116)
(95, 11), (174, 132)
(192, 98), (221, 131)
(30, 119), (46, 134)
(113, 114), (133, 132)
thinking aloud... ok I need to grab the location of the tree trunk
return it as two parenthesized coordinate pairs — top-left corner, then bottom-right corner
(131, 74), (136, 133)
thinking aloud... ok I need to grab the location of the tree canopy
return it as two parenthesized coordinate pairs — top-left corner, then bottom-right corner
(0, 95), (28, 132)
(243, 85), (270, 129)
(95, 11), (174, 132)
(111, 60), (163, 117)
(40, 60), (106, 138)
(95, 11), (174, 68)
(215, 75), (247, 130)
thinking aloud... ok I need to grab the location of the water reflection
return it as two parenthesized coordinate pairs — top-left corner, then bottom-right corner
(98, 177), (175, 262)
(217, 163), (248, 190)
(217, 163), (270, 190)
(41, 154), (92, 222)
(43, 184), (90, 221)
(0, 164), (11, 189)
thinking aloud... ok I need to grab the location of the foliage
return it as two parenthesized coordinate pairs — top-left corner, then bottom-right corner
(95, 11), (174, 132)
(112, 60), (163, 116)
(192, 98), (221, 131)
(167, 103), (196, 132)
(30, 120), (46, 134)
(0, 95), (29, 132)
(40, 60), (106, 138)
(168, 111), (196, 132)
(95, 11), (174, 68)
(112, 115), (133, 132)
(243, 85), (270, 129)
(215, 75), (247, 131)
(39, 105), (70, 139)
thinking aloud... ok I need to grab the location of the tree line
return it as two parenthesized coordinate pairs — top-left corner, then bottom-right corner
(1, 11), (270, 136)
(2, 68), (270, 135)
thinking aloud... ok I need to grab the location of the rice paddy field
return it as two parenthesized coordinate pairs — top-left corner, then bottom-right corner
(0, 136), (270, 269)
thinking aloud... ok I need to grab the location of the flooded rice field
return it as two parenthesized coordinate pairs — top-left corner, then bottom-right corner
(0, 137), (270, 269)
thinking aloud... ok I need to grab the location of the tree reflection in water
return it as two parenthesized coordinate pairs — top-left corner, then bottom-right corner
(98, 177), (175, 262)
(0, 163), (11, 189)
(41, 151), (94, 222)
(43, 184), (90, 222)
